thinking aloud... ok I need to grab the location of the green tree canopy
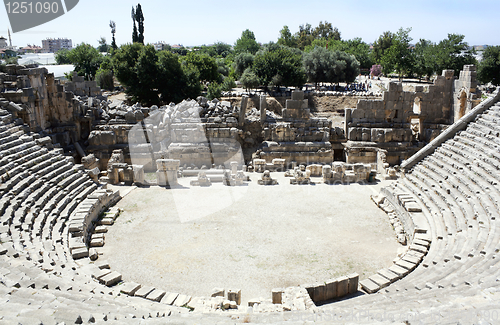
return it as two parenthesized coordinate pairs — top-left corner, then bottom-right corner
(240, 68), (260, 93)
(291, 21), (341, 51)
(67, 43), (103, 80)
(295, 23), (314, 50)
(380, 27), (414, 77)
(312, 21), (340, 41)
(233, 52), (254, 77)
(97, 37), (109, 53)
(181, 52), (220, 83)
(55, 48), (72, 65)
(234, 29), (260, 54)
(323, 38), (372, 70)
(434, 34), (476, 76)
(112, 43), (200, 105)
(131, 4), (144, 44)
(109, 21), (117, 50)
(277, 25), (297, 48)
(478, 45), (500, 86)
(252, 43), (306, 89)
(303, 47), (360, 85)
(371, 31), (394, 64)
(157, 51), (200, 102)
(413, 39), (436, 79)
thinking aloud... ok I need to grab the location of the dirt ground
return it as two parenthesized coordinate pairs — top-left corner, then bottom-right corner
(102, 175), (401, 305)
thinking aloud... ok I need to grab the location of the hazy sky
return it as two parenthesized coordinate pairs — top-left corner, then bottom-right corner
(1, 0), (499, 48)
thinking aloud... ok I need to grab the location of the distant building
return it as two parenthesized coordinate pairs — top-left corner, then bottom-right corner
(20, 45), (42, 54)
(42, 38), (73, 53)
(0, 36), (7, 49)
(153, 42), (168, 51)
(0, 49), (17, 59)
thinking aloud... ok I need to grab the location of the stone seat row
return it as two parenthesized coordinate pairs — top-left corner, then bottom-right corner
(0, 112), (200, 322)
(1, 174), (96, 270)
(0, 258), (188, 323)
(375, 112), (500, 294)
(403, 166), (494, 287)
(312, 95), (500, 320)
(360, 194), (431, 294)
(374, 170), (481, 292)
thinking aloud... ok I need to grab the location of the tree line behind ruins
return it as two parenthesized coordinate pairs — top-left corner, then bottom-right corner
(20, 3), (499, 107)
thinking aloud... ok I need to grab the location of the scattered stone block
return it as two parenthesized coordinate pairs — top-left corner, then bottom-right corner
(134, 286), (155, 298)
(336, 276), (349, 297)
(227, 289), (241, 305)
(99, 218), (114, 226)
(258, 170), (277, 185)
(90, 238), (104, 247)
(173, 294), (192, 307)
(99, 271), (122, 286)
(325, 279), (337, 300)
(360, 278), (380, 294)
(347, 273), (359, 294)
(71, 247), (89, 260)
(89, 248), (98, 261)
(211, 288), (224, 297)
(368, 274), (391, 289)
(248, 298), (260, 307)
(377, 268), (400, 283)
(161, 292), (179, 305)
(146, 289), (166, 302)
(272, 288), (284, 304)
(120, 282), (141, 296)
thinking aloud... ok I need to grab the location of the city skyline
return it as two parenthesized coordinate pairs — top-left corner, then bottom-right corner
(1, 0), (499, 49)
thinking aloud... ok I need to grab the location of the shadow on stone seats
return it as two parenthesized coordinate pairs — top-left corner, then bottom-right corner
(314, 291), (367, 306)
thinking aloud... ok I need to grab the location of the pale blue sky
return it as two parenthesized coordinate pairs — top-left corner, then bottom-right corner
(1, 0), (498, 48)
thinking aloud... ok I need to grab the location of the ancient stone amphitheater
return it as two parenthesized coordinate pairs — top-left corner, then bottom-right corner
(1, 63), (500, 324)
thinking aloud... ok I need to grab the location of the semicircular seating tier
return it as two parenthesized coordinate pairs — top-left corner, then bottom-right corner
(1, 89), (500, 323)
(0, 110), (191, 323)
(326, 91), (500, 323)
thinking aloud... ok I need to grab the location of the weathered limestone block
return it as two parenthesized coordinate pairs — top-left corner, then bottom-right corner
(132, 165), (145, 184)
(87, 167), (100, 182)
(271, 158), (286, 171)
(272, 288), (284, 304)
(82, 154), (99, 170)
(100, 271), (122, 286)
(109, 149), (125, 164)
(306, 164), (323, 177)
(260, 95), (267, 125)
(156, 159), (180, 186)
(371, 129), (385, 143)
(238, 96), (248, 127)
(325, 278), (338, 300)
(227, 289), (241, 305)
(290, 166), (311, 185)
(88, 131), (117, 146)
(120, 282), (142, 296)
(253, 159), (266, 173)
(190, 171), (212, 187)
(322, 165), (333, 183)
(348, 273), (359, 294)
(336, 276), (349, 297)
(211, 288), (225, 298)
(258, 170), (278, 185)
(230, 161), (238, 175)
